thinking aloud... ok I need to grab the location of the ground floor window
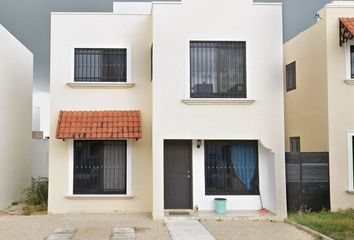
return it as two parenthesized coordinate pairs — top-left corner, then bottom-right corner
(205, 140), (259, 195)
(73, 140), (127, 194)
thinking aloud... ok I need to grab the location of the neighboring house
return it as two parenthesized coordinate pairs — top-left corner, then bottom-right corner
(49, 0), (287, 220)
(284, 0), (354, 212)
(0, 25), (33, 210)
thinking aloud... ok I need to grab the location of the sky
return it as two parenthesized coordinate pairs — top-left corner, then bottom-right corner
(0, 0), (332, 93)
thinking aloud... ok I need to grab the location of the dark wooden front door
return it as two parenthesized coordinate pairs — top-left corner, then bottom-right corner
(164, 140), (192, 209)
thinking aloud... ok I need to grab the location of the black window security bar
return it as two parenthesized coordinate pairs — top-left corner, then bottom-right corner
(205, 140), (259, 195)
(190, 41), (247, 98)
(286, 61), (296, 92)
(73, 140), (127, 194)
(74, 48), (127, 82)
(290, 137), (300, 153)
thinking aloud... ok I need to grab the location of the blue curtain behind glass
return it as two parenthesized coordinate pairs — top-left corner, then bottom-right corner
(231, 142), (258, 190)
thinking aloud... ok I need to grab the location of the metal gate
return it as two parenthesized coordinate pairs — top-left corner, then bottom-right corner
(285, 152), (330, 212)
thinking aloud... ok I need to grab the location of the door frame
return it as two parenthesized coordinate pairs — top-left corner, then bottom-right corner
(163, 139), (193, 210)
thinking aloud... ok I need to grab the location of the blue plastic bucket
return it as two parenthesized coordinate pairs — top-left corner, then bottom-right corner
(215, 198), (227, 214)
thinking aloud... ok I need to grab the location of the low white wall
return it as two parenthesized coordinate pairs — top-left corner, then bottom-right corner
(0, 25), (33, 210)
(31, 139), (49, 178)
(192, 140), (277, 212)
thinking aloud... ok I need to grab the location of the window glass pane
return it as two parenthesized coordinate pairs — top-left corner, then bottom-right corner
(204, 140), (259, 195)
(290, 137), (300, 152)
(286, 62), (296, 92)
(73, 140), (126, 194)
(74, 48), (127, 82)
(190, 41), (246, 98)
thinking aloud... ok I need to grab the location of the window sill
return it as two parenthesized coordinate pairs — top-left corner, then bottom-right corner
(65, 194), (135, 199)
(181, 98), (255, 105)
(346, 190), (354, 195)
(344, 79), (354, 85)
(67, 82), (135, 89)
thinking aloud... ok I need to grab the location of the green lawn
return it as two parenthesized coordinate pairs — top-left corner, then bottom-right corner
(289, 209), (354, 240)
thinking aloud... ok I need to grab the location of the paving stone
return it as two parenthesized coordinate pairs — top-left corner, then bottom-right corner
(47, 227), (77, 240)
(47, 237), (73, 240)
(48, 234), (73, 238)
(112, 228), (135, 234)
(52, 228), (77, 234)
(165, 219), (215, 240)
(111, 227), (136, 240)
(111, 236), (136, 240)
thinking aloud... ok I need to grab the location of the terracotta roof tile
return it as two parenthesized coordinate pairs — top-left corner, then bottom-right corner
(56, 110), (142, 140)
(340, 17), (354, 35)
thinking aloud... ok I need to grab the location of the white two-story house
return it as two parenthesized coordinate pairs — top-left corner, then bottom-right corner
(49, 0), (287, 220)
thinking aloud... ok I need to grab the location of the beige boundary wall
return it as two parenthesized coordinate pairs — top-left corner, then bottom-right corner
(284, 1), (354, 211)
(0, 25), (33, 210)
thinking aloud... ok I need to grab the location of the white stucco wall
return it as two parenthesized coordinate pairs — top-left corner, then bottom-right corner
(49, 13), (152, 213)
(32, 138), (48, 178)
(0, 25), (33, 210)
(152, 0), (286, 219)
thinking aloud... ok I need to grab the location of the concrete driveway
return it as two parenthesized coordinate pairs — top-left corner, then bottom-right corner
(0, 213), (314, 240)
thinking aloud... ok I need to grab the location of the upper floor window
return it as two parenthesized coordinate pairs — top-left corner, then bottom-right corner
(286, 61), (296, 92)
(290, 136), (300, 152)
(74, 48), (127, 82)
(350, 46), (354, 79)
(190, 41), (246, 98)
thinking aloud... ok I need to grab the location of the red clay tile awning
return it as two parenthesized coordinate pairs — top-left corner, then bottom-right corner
(56, 110), (142, 140)
(339, 17), (354, 46)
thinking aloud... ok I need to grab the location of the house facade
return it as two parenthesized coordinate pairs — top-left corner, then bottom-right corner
(49, 0), (287, 220)
(284, 1), (354, 211)
(0, 25), (33, 210)
(49, 6), (152, 213)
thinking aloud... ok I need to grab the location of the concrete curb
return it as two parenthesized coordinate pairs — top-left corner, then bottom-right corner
(284, 219), (334, 240)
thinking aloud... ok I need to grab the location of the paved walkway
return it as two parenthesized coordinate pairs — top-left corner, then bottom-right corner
(165, 219), (215, 240)
(0, 213), (315, 240)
